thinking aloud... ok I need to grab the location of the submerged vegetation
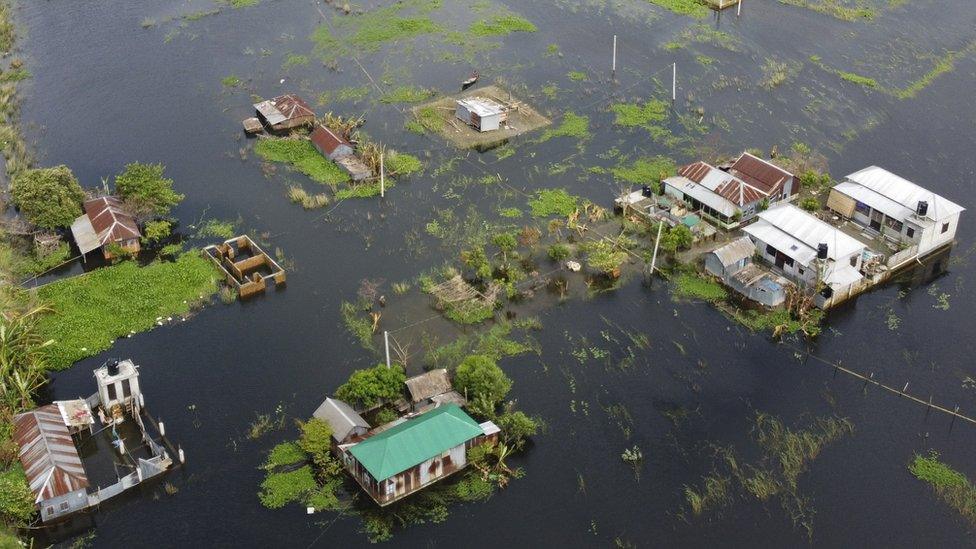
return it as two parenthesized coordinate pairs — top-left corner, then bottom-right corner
(909, 452), (976, 526)
(647, 0), (710, 18)
(255, 138), (349, 186)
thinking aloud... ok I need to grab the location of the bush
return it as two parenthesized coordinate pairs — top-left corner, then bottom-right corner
(258, 466), (317, 509)
(454, 355), (511, 405)
(660, 225), (693, 253)
(334, 364), (406, 409)
(0, 465), (36, 523)
(142, 219), (172, 244)
(800, 197), (820, 212)
(496, 410), (538, 450)
(586, 240), (628, 276)
(10, 165), (85, 229)
(264, 442), (306, 469)
(115, 162), (183, 218)
(547, 243), (570, 261)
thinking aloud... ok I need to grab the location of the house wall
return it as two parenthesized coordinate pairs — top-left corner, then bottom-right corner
(40, 489), (89, 522)
(918, 212), (960, 256)
(704, 255), (748, 278)
(749, 235), (862, 286)
(829, 191), (960, 257)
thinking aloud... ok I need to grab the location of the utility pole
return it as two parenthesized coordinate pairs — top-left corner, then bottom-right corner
(379, 151), (385, 198)
(611, 34), (617, 77)
(737, 0), (742, 17)
(384, 330), (391, 369)
(650, 221), (664, 275)
(671, 62), (677, 102)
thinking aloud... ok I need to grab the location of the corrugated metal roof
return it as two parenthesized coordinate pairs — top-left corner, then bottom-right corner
(457, 97), (505, 117)
(842, 166), (965, 221)
(729, 152), (793, 195)
(745, 203), (866, 264)
(665, 175), (738, 217)
(710, 236), (755, 267)
(678, 161), (767, 206)
(13, 404), (88, 503)
(254, 94), (316, 126)
(404, 369), (453, 403)
(70, 214), (101, 255)
(83, 197), (140, 245)
(349, 404), (483, 480)
(313, 398), (369, 442)
(824, 264), (862, 287)
(309, 124), (349, 156)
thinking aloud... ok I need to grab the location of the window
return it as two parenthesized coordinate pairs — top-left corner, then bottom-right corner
(385, 480), (395, 495)
(798, 267), (805, 275)
(122, 379), (131, 398)
(59, 501), (69, 511)
(942, 222), (950, 234)
(855, 201), (871, 215)
(107, 383), (117, 401)
(884, 216), (903, 232)
(783, 257), (794, 267)
(765, 244), (776, 256)
(906, 227), (915, 238)
(850, 255), (858, 267)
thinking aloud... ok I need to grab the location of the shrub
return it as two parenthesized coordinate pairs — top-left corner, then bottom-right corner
(258, 466), (317, 509)
(142, 219), (172, 244)
(115, 162), (184, 218)
(585, 240), (628, 276)
(454, 355), (511, 405)
(264, 442), (306, 469)
(0, 465), (37, 523)
(800, 197), (820, 212)
(547, 243), (570, 261)
(10, 165), (85, 229)
(334, 364), (406, 409)
(496, 410), (538, 450)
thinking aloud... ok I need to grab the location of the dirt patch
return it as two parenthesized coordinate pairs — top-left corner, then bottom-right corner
(411, 84), (550, 149)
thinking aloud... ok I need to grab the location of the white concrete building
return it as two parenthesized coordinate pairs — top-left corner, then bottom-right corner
(743, 203), (868, 295)
(455, 97), (507, 132)
(827, 166), (965, 257)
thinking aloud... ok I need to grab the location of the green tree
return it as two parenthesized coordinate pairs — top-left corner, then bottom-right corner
(298, 418), (341, 476)
(114, 162), (184, 218)
(461, 247), (492, 280)
(586, 240), (628, 277)
(454, 355), (511, 405)
(491, 232), (518, 267)
(142, 219), (172, 245)
(496, 409), (538, 450)
(10, 166), (85, 229)
(334, 363), (405, 409)
(660, 225), (693, 253)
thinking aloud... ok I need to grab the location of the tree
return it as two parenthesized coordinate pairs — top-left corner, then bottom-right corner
(586, 240), (628, 277)
(10, 166), (85, 229)
(334, 363), (405, 409)
(454, 355), (511, 405)
(114, 162), (183, 218)
(298, 418), (341, 476)
(496, 409), (538, 450)
(142, 219), (172, 245)
(491, 232), (518, 267)
(660, 225), (693, 253)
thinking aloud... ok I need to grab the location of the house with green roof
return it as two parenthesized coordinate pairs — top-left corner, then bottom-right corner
(340, 403), (499, 506)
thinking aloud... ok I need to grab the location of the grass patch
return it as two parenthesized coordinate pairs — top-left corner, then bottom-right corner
(288, 186), (329, 209)
(528, 188), (579, 218)
(673, 273), (727, 303)
(777, 0), (875, 21)
(318, 86), (371, 105)
(282, 54), (310, 70)
(611, 156), (676, 185)
(760, 58), (802, 90)
(195, 219), (237, 240)
(221, 75), (242, 88)
(909, 451), (976, 525)
(12, 242), (72, 278)
(255, 138), (350, 187)
(539, 112), (589, 142)
(408, 106), (445, 134)
(664, 23), (740, 52)
(341, 300), (376, 350)
(648, 0), (710, 17)
(567, 70), (588, 82)
(264, 442), (307, 470)
(36, 253), (220, 369)
(259, 465), (317, 509)
(469, 14), (537, 36)
(611, 101), (668, 128)
(380, 85), (435, 104)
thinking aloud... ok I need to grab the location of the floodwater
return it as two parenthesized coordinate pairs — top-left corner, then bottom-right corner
(15, 0), (976, 546)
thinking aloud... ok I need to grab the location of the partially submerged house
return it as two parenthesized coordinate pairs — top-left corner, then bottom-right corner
(705, 237), (791, 308)
(308, 124), (373, 181)
(204, 235), (287, 299)
(455, 97), (507, 132)
(340, 404), (498, 506)
(71, 196), (141, 259)
(252, 94), (316, 132)
(743, 203), (868, 300)
(12, 359), (178, 523)
(403, 369), (467, 412)
(663, 153), (796, 229)
(313, 397), (370, 446)
(827, 166), (965, 258)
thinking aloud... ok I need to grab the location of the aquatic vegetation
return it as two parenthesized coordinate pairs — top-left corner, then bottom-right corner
(318, 86), (371, 105)
(425, 320), (537, 370)
(664, 23), (740, 52)
(385, 151), (423, 175)
(909, 451), (976, 526)
(567, 70), (588, 81)
(647, 0), (710, 18)
(254, 138), (350, 187)
(258, 466), (317, 509)
(528, 188), (579, 218)
(684, 473), (732, 515)
(263, 442), (306, 470)
(340, 300), (376, 351)
(468, 14), (537, 36)
(312, 1), (443, 61)
(288, 186), (329, 209)
(760, 58), (802, 90)
(282, 53), (309, 70)
(220, 0), (259, 8)
(611, 100), (668, 128)
(538, 112), (590, 142)
(194, 218), (237, 239)
(611, 156), (676, 186)
(11, 241), (71, 278)
(778, 0), (875, 21)
(672, 273), (727, 303)
(36, 253), (220, 369)
(0, 465), (34, 523)
(380, 85), (435, 103)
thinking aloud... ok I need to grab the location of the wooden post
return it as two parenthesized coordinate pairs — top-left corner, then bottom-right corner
(612, 35), (617, 76)
(672, 63), (677, 102)
(380, 151), (385, 198)
(737, 0), (742, 17)
(384, 331), (391, 369)
(649, 221), (664, 275)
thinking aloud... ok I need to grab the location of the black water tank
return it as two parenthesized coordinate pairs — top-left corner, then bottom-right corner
(817, 243), (828, 260)
(107, 359), (120, 376)
(917, 201), (928, 217)
(641, 185), (653, 197)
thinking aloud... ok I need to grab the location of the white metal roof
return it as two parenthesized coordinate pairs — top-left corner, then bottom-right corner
(709, 236), (755, 267)
(254, 100), (287, 125)
(457, 97), (505, 117)
(664, 175), (738, 217)
(824, 264), (863, 287)
(313, 397), (369, 442)
(745, 203), (866, 265)
(843, 166), (964, 222)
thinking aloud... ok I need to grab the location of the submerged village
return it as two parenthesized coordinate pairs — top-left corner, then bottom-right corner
(1, 0), (976, 546)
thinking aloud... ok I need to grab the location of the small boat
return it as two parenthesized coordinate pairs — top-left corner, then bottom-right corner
(461, 71), (479, 90)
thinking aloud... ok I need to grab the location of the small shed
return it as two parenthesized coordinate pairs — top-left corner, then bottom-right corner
(404, 369), (466, 411)
(71, 196), (141, 260)
(13, 404), (90, 522)
(253, 94), (316, 132)
(704, 236), (755, 278)
(727, 264), (790, 308)
(455, 97), (507, 132)
(313, 397), (370, 445)
(310, 124), (354, 160)
(94, 359), (142, 416)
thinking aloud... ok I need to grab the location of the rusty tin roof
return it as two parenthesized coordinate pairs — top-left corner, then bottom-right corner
(13, 404), (89, 503)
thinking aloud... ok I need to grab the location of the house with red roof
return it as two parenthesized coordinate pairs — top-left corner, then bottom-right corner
(70, 196), (142, 259)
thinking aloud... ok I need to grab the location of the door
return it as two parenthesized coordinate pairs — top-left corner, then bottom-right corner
(869, 210), (883, 231)
(775, 252), (786, 269)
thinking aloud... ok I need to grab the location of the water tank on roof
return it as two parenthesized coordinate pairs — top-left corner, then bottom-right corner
(107, 359), (120, 376)
(916, 201), (928, 217)
(817, 243), (828, 260)
(641, 185), (653, 197)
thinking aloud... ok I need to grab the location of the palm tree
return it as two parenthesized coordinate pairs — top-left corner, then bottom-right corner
(0, 305), (52, 410)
